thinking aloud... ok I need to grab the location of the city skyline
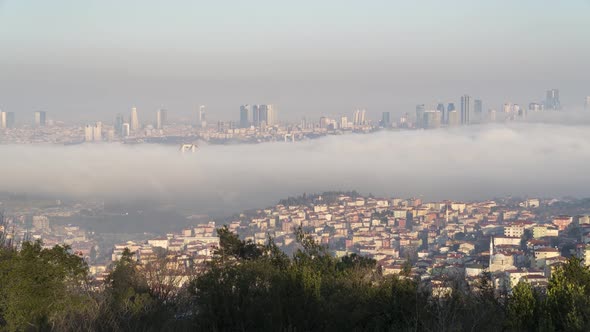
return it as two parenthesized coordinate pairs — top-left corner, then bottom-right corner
(1, 1), (590, 121)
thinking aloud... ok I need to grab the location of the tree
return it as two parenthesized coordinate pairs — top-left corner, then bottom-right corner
(506, 281), (537, 331)
(545, 256), (590, 331)
(0, 241), (90, 331)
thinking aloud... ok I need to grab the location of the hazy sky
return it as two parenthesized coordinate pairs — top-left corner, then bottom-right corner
(3, 122), (590, 217)
(1, 0), (589, 122)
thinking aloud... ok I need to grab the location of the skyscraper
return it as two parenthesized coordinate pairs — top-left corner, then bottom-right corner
(114, 114), (125, 135)
(240, 105), (250, 128)
(0, 111), (6, 129)
(353, 109), (366, 125)
(447, 103), (455, 125)
(34, 111), (46, 127)
(423, 110), (442, 129)
(381, 112), (391, 127)
(488, 109), (497, 122)
(266, 104), (277, 126)
(585, 96), (590, 111)
(340, 116), (348, 129)
(122, 123), (130, 137)
(436, 103), (446, 124)
(473, 99), (483, 117)
(529, 103), (544, 112)
(258, 104), (268, 126)
(460, 95), (472, 125)
(85, 122), (102, 142)
(198, 105), (206, 128)
(6, 112), (15, 128)
(415, 104), (425, 128)
(84, 125), (93, 142)
(130, 107), (140, 131)
(545, 89), (561, 110)
(156, 109), (167, 129)
(252, 105), (260, 127)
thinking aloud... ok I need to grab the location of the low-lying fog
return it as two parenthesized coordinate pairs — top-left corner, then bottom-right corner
(3, 122), (590, 216)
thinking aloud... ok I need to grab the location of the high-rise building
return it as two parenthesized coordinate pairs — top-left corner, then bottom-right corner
(381, 112), (391, 127)
(436, 103), (446, 123)
(0, 111), (6, 129)
(448, 110), (460, 126)
(84, 122), (102, 142)
(545, 89), (561, 110)
(513, 104), (521, 117)
(34, 111), (46, 127)
(423, 110), (442, 129)
(447, 103), (455, 125)
(529, 103), (544, 112)
(266, 104), (277, 126)
(93, 122), (102, 141)
(130, 107), (140, 131)
(353, 109), (366, 125)
(198, 105), (206, 128)
(6, 112), (15, 128)
(122, 123), (130, 137)
(239, 105), (250, 128)
(258, 104), (268, 126)
(460, 95), (472, 125)
(488, 109), (497, 122)
(585, 96), (590, 111)
(473, 99), (483, 117)
(114, 113), (124, 135)
(156, 109), (167, 129)
(252, 105), (260, 127)
(415, 104), (425, 128)
(84, 125), (93, 142)
(340, 116), (348, 129)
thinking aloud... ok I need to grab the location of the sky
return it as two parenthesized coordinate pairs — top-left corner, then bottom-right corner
(3, 122), (590, 217)
(1, 0), (590, 123)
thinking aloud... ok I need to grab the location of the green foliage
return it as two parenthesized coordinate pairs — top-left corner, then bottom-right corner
(546, 256), (590, 331)
(506, 281), (537, 331)
(0, 241), (89, 331)
(3, 229), (590, 331)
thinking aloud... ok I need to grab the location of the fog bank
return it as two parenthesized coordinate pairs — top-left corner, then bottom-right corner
(3, 123), (590, 214)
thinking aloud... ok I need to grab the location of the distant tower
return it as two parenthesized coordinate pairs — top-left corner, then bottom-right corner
(114, 113), (125, 135)
(474, 99), (483, 122)
(130, 107), (140, 131)
(34, 111), (46, 127)
(488, 109), (497, 122)
(84, 125), (93, 142)
(198, 105), (206, 128)
(436, 103), (446, 124)
(6, 112), (15, 128)
(93, 122), (102, 141)
(460, 95), (472, 125)
(545, 89), (561, 110)
(340, 115), (348, 129)
(266, 104), (277, 126)
(156, 109), (167, 129)
(239, 105), (250, 128)
(585, 96), (590, 111)
(252, 105), (260, 127)
(415, 104), (425, 128)
(0, 111), (6, 129)
(423, 110), (442, 129)
(381, 112), (391, 127)
(122, 123), (130, 137)
(258, 104), (268, 126)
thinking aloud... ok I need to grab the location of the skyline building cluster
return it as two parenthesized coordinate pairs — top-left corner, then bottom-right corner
(239, 104), (278, 128)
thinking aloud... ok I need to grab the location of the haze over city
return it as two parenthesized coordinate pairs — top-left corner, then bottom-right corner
(1, 0), (590, 121)
(4, 2), (590, 331)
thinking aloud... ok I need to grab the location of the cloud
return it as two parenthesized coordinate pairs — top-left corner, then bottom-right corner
(3, 122), (590, 215)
